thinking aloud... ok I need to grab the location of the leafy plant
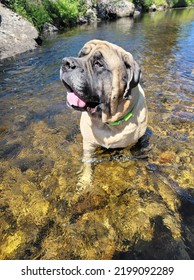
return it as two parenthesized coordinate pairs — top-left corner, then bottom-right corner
(8, 0), (84, 30)
(44, 0), (88, 27)
(9, 0), (51, 30)
(6, 0), (194, 31)
(132, 0), (194, 8)
(132, 0), (153, 11)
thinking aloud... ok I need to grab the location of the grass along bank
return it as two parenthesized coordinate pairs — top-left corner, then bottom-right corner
(2, 0), (194, 32)
(3, 0), (86, 31)
(133, 0), (194, 11)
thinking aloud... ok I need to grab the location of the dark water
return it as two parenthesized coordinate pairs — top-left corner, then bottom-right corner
(0, 8), (194, 260)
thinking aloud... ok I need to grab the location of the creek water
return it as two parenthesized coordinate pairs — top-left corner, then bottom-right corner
(0, 8), (194, 260)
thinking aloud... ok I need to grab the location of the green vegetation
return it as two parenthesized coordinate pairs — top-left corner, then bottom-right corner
(170, 0), (194, 7)
(132, 0), (153, 11)
(162, 0), (194, 7)
(7, 0), (86, 31)
(9, 0), (50, 30)
(132, 0), (194, 11)
(3, 0), (194, 31)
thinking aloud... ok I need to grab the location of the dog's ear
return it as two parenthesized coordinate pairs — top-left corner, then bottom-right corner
(78, 40), (100, 57)
(78, 45), (91, 57)
(122, 53), (141, 99)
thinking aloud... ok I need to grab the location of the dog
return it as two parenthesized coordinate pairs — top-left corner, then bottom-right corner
(60, 40), (148, 187)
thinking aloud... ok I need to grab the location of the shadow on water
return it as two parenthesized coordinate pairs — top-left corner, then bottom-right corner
(0, 8), (194, 260)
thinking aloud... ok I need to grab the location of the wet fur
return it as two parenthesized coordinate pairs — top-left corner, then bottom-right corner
(60, 40), (148, 187)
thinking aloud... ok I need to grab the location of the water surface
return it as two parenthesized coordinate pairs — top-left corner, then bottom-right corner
(0, 8), (194, 260)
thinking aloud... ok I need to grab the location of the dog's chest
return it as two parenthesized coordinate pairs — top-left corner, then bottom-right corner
(80, 108), (147, 150)
(94, 122), (139, 149)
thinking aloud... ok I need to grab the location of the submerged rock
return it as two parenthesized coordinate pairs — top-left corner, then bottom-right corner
(0, 3), (39, 60)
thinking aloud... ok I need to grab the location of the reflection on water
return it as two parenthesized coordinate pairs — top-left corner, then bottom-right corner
(0, 8), (194, 260)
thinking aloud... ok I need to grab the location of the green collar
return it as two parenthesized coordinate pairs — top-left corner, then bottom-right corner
(106, 99), (138, 126)
(106, 110), (133, 126)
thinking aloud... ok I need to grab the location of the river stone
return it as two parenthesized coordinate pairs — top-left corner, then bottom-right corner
(82, 8), (98, 23)
(97, 0), (135, 19)
(149, 4), (157, 12)
(0, 3), (39, 60)
(42, 22), (58, 35)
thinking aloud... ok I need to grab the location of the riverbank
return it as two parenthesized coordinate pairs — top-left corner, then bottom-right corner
(1, 0), (194, 60)
(0, 8), (194, 259)
(0, 3), (39, 60)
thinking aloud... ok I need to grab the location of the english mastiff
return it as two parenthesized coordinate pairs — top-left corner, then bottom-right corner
(60, 40), (148, 187)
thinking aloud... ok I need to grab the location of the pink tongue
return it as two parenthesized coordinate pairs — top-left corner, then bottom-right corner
(67, 92), (86, 108)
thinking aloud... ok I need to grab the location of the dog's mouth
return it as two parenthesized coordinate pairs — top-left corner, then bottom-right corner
(62, 81), (100, 114)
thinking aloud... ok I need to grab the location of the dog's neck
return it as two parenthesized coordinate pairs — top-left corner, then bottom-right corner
(101, 85), (140, 124)
(106, 100), (138, 126)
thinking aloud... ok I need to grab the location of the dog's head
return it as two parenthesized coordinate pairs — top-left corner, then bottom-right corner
(60, 40), (141, 122)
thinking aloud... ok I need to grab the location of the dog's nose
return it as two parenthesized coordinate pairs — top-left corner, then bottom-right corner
(62, 58), (77, 71)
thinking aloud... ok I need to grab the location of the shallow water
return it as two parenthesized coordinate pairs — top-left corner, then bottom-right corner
(0, 8), (194, 260)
